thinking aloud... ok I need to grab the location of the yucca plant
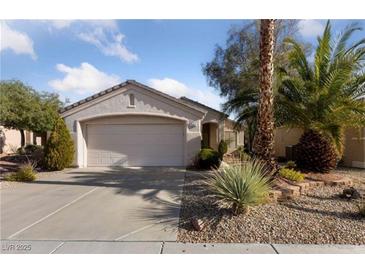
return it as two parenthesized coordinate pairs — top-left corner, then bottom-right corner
(205, 160), (273, 215)
(276, 21), (365, 172)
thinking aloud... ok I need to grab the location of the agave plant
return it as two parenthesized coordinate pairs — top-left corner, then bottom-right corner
(205, 160), (272, 215)
(276, 21), (365, 172)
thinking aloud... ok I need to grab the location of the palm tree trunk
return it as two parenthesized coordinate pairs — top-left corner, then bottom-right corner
(253, 19), (276, 169)
(246, 117), (256, 153)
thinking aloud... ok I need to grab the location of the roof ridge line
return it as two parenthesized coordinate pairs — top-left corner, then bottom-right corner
(59, 80), (205, 115)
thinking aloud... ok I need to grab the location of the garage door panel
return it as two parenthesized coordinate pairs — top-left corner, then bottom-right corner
(88, 135), (182, 147)
(87, 124), (182, 135)
(87, 123), (184, 167)
(88, 146), (182, 158)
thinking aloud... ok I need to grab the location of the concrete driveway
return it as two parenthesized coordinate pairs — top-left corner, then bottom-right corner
(1, 167), (184, 242)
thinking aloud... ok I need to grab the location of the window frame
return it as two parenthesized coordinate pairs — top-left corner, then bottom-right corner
(128, 93), (136, 108)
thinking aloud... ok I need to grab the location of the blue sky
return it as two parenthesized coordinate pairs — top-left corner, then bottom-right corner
(1, 19), (364, 110)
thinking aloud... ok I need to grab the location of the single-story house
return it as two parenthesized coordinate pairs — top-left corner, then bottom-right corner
(60, 80), (244, 168)
(274, 127), (365, 169)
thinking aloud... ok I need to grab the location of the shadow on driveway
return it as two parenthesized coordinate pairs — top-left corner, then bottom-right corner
(33, 166), (185, 227)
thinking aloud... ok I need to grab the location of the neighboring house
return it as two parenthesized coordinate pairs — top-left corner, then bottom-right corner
(60, 80), (244, 168)
(0, 126), (44, 154)
(274, 127), (365, 169)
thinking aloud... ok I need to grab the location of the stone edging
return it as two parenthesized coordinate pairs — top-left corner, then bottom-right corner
(270, 177), (354, 202)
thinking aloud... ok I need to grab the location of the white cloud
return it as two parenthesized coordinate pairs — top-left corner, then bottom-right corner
(298, 20), (325, 38)
(78, 27), (139, 63)
(49, 20), (75, 29)
(49, 20), (117, 30)
(49, 62), (121, 95)
(0, 21), (36, 59)
(148, 78), (223, 111)
(46, 20), (137, 63)
(85, 20), (118, 30)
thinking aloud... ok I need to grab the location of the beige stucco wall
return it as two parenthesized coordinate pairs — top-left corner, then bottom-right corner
(61, 85), (205, 167)
(343, 127), (365, 168)
(274, 127), (365, 168)
(202, 110), (222, 124)
(274, 127), (303, 157)
(223, 119), (245, 152)
(0, 127), (36, 153)
(0, 127), (21, 153)
(181, 99), (246, 151)
(208, 123), (218, 150)
(201, 110), (222, 150)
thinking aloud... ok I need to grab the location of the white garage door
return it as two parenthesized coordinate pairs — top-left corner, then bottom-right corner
(86, 123), (184, 167)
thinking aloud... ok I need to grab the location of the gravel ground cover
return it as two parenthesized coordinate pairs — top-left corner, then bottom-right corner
(335, 167), (365, 184)
(178, 173), (365, 244)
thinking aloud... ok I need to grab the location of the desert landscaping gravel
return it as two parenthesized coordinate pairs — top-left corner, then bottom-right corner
(178, 172), (365, 244)
(335, 167), (365, 184)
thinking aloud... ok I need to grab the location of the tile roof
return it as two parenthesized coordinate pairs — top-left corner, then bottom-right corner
(179, 96), (228, 117)
(59, 80), (205, 115)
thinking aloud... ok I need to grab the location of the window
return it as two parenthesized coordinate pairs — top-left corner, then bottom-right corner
(129, 94), (135, 107)
(224, 130), (237, 150)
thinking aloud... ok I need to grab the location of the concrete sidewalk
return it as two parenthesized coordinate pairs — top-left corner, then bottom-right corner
(1, 240), (365, 254)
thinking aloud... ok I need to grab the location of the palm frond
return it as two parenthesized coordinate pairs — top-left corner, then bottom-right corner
(314, 20), (332, 87)
(276, 20), (365, 156)
(333, 22), (362, 58)
(284, 37), (313, 81)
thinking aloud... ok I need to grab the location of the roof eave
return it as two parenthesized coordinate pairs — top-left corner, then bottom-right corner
(59, 80), (206, 116)
(180, 96), (228, 118)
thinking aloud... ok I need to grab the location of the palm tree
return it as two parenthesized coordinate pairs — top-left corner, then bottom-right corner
(252, 19), (276, 169)
(222, 91), (258, 152)
(276, 21), (365, 172)
(216, 20), (301, 153)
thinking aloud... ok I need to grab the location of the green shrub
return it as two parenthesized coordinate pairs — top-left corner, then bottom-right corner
(16, 147), (26, 155)
(43, 117), (74, 171)
(24, 144), (43, 154)
(206, 161), (272, 215)
(201, 139), (211, 149)
(17, 144), (43, 155)
(236, 146), (251, 161)
(218, 140), (228, 159)
(285, 160), (296, 169)
(279, 167), (304, 182)
(4, 162), (37, 182)
(198, 148), (221, 170)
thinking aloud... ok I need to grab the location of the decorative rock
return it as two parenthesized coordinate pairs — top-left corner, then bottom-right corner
(276, 181), (300, 196)
(272, 175), (354, 202)
(291, 181), (310, 194)
(268, 190), (282, 203)
(308, 180), (325, 187)
(191, 218), (206, 231)
(340, 187), (362, 200)
(331, 177), (353, 187)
